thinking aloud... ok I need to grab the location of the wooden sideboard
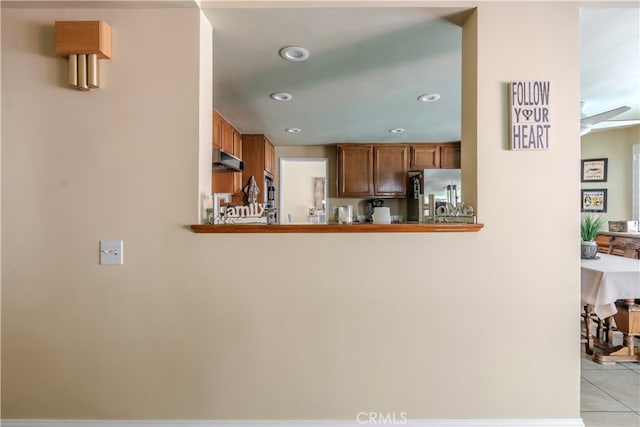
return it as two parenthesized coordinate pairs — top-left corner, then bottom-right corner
(596, 232), (640, 259)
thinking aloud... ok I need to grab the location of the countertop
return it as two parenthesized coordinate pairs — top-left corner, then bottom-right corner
(191, 222), (484, 233)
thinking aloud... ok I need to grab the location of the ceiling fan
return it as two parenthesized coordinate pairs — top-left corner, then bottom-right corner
(580, 103), (639, 136)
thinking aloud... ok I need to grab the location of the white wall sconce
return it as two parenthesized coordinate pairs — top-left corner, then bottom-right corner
(55, 21), (112, 91)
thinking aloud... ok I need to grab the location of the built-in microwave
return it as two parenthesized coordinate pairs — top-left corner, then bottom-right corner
(264, 176), (276, 223)
(265, 176), (275, 209)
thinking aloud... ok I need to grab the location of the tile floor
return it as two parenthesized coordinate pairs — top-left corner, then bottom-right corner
(581, 337), (640, 427)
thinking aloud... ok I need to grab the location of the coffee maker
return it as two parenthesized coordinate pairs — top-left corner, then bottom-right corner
(367, 199), (385, 222)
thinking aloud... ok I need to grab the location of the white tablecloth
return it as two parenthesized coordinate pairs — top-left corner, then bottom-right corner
(581, 253), (640, 318)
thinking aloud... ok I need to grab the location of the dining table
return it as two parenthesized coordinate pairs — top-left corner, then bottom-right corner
(581, 253), (640, 363)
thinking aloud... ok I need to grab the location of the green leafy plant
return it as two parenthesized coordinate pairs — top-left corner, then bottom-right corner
(581, 214), (607, 241)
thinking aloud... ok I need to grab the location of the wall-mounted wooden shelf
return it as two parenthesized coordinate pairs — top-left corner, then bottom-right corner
(191, 223), (484, 234)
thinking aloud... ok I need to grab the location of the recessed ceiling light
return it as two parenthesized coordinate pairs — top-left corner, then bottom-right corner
(270, 92), (292, 101)
(417, 93), (441, 102)
(279, 46), (310, 62)
(285, 128), (302, 133)
(389, 128), (405, 134)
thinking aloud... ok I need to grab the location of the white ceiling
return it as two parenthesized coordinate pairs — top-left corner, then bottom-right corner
(205, 6), (640, 146)
(580, 7), (640, 130)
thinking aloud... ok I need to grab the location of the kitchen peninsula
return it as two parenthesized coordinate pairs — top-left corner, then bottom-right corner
(191, 223), (483, 233)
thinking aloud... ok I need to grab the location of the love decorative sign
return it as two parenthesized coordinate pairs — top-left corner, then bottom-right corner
(509, 81), (551, 150)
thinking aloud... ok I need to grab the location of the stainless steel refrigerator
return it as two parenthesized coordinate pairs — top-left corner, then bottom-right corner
(407, 169), (462, 221)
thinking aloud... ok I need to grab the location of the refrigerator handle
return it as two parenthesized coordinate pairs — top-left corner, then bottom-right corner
(410, 175), (421, 199)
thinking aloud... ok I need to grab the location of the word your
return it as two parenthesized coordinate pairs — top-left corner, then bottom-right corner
(510, 81), (551, 150)
(513, 107), (548, 123)
(356, 412), (408, 425)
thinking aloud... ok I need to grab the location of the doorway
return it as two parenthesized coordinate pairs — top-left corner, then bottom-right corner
(279, 158), (328, 224)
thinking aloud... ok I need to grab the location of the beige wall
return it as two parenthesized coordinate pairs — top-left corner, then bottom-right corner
(581, 126), (640, 220)
(2, 1), (581, 421)
(199, 10), (214, 222)
(0, 0), (3, 407)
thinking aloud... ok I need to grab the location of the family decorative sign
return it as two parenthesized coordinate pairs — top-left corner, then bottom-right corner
(509, 81), (551, 150)
(217, 203), (267, 224)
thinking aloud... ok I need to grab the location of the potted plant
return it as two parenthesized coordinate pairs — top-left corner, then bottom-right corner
(581, 213), (607, 259)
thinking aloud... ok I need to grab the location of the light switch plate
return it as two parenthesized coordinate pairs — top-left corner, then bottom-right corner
(100, 240), (123, 265)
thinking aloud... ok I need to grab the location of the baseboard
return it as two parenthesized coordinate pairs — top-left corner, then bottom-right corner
(1, 419), (585, 427)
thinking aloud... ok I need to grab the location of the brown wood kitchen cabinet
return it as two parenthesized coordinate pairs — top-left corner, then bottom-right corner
(212, 110), (243, 203)
(213, 110), (236, 154)
(213, 110), (223, 150)
(232, 128), (242, 158)
(337, 144), (374, 197)
(409, 144), (439, 169)
(337, 143), (408, 198)
(440, 143), (461, 169)
(242, 134), (275, 203)
(264, 138), (275, 176)
(409, 142), (461, 170)
(374, 144), (408, 197)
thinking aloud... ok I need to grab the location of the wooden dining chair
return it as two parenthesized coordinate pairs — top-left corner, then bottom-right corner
(582, 303), (621, 356)
(595, 234), (612, 253)
(607, 238), (626, 256)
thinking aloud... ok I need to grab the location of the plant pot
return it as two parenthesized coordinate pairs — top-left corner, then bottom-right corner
(581, 240), (598, 259)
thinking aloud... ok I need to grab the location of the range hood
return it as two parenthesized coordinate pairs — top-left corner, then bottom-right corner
(212, 148), (244, 173)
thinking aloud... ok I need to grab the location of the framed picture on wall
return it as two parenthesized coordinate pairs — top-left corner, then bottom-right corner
(581, 189), (607, 212)
(581, 158), (608, 182)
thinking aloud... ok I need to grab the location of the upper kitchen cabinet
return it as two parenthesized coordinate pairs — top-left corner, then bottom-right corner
(264, 139), (275, 176)
(439, 143), (461, 169)
(409, 144), (439, 169)
(409, 142), (461, 170)
(232, 128), (242, 159)
(337, 144), (374, 197)
(242, 134), (275, 202)
(213, 110), (241, 157)
(212, 110), (243, 203)
(213, 111), (222, 150)
(337, 144), (408, 198)
(373, 144), (408, 197)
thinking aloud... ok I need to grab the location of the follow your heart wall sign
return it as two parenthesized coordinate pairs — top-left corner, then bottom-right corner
(509, 80), (551, 150)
